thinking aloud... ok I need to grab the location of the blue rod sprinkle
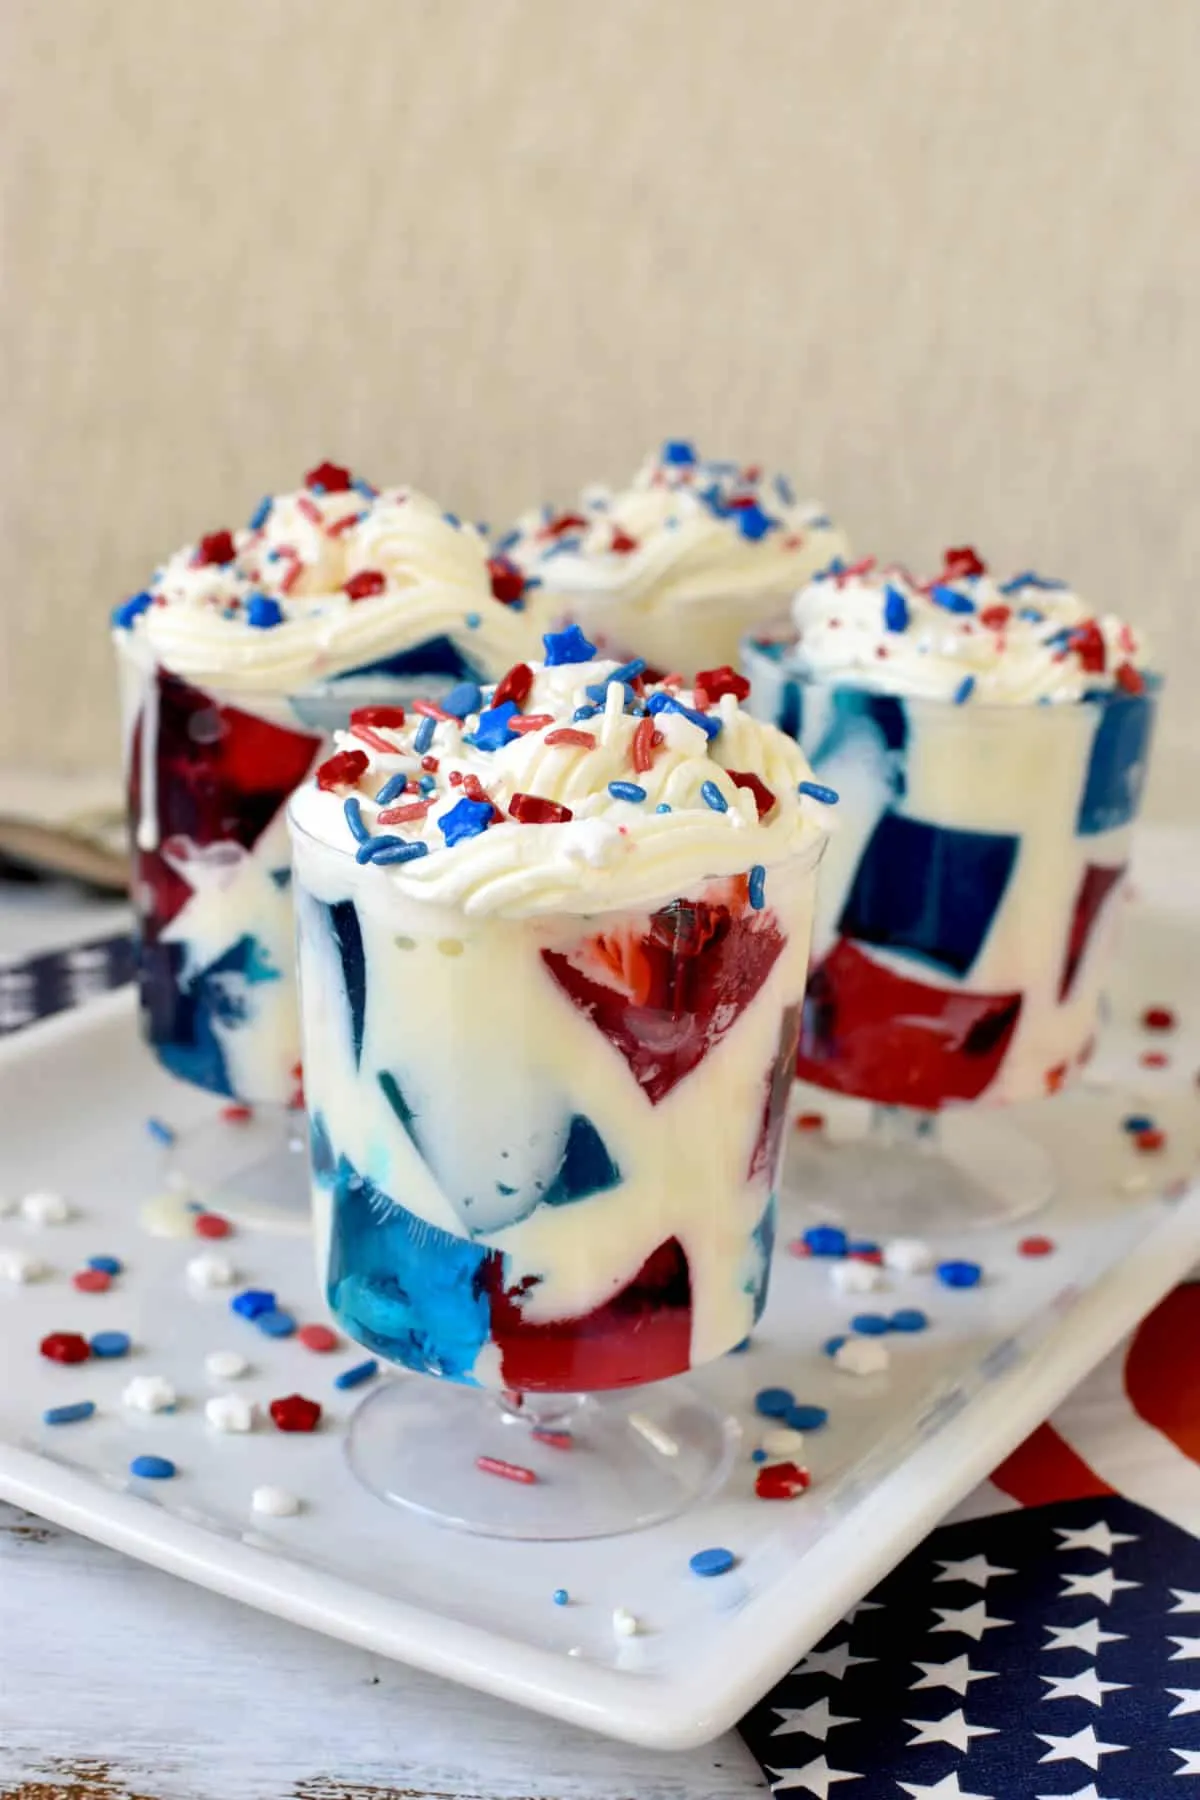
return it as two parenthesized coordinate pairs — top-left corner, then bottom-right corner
(413, 715), (436, 755)
(375, 773), (409, 805)
(748, 865), (766, 910)
(608, 781), (647, 803)
(370, 841), (430, 866)
(146, 1117), (175, 1147)
(700, 780), (728, 813)
(798, 780), (839, 805)
(334, 1358), (380, 1391)
(343, 796), (370, 843)
(43, 1401), (96, 1426)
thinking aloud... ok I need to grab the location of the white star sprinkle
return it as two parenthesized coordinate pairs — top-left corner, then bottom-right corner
(910, 1653), (997, 1697)
(1168, 1689), (1200, 1717)
(898, 1774), (995, 1800)
(930, 1600), (1012, 1641)
(1172, 1748), (1200, 1776)
(934, 1554), (1015, 1589)
(1053, 1523), (1137, 1557)
(765, 1755), (860, 1795)
(1036, 1725), (1128, 1771)
(790, 1643), (875, 1681)
(1039, 1667), (1128, 1707)
(1170, 1590), (1200, 1613)
(1058, 1568), (1139, 1606)
(771, 1698), (857, 1740)
(1169, 1637), (1200, 1661)
(904, 1707), (998, 1752)
(1044, 1619), (1126, 1655)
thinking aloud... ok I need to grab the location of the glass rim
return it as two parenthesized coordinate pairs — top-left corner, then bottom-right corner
(113, 629), (451, 710)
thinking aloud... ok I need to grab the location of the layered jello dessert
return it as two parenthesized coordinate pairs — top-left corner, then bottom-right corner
(113, 463), (532, 1111)
(496, 441), (848, 678)
(743, 550), (1157, 1116)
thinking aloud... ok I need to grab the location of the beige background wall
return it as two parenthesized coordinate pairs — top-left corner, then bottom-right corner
(1, 0), (1197, 806)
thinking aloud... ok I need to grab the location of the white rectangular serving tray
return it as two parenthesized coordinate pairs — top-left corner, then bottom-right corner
(1, 866), (1198, 1750)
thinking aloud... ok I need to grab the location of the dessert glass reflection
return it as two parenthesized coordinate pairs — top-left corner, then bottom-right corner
(742, 549), (1158, 1232)
(113, 462), (532, 1225)
(289, 636), (828, 1537)
(496, 440), (848, 678)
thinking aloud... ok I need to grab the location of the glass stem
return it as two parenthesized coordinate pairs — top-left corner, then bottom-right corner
(868, 1103), (942, 1151)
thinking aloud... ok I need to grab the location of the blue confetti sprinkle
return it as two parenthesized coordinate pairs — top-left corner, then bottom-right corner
(130, 1454), (176, 1480)
(847, 1240), (880, 1257)
(733, 502), (774, 542)
(146, 1117), (175, 1147)
(255, 1309), (297, 1339)
(1016, 605), (1046, 621)
(247, 495), (273, 531)
(748, 865), (766, 910)
(797, 780), (840, 805)
(754, 1386), (795, 1419)
(1001, 571), (1067, 594)
(823, 1335), (848, 1357)
(689, 1546), (736, 1578)
(413, 715), (436, 755)
(608, 780), (647, 803)
(439, 796), (494, 847)
(375, 772), (409, 805)
(889, 1308), (929, 1333)
(370, 840), (430, 867)
(609, 657), (647, 684)
(470, 701), (520, 752)
(729, 1336), (751, 1353)
(87, 1256), (122, 1276)
(43, 1401), (96, 1426)
(803, 1224), (848, 1257)
(775, 473), (796, 506)
(443, 511), (461, 528)
(356, 834), (407, 864)
(661, 439), (697, 465)
(1122, 1113), (1155, 1133)
(465, 612), (481, 629)
(783, 1403), (828, 1431)
(655, 802), (672, 814)
(543, 624), (597, 666)
(937, 1259), (983, 1289)
(814, 557), (846, 581)
(90, 1331), (131, 1358)
(442, 681), (482, 719)
(232, 1288), (276, 1320)
(246, 594), (284, 630)
(750, 1448), (768, 1463)
(112, 590), (154, 629)
(930, 583), (976, 615)
(586, 678), (636, 706)
(953, 675), (976, 705)
(572, 703), (599, 722)
(352, 478), (378, 499)
(883, 584), (910, 632)
(334, 1358), (379, 1391)
(343, 796), (370, 844)
(493, 528), (521, 552)
(851, 1313), (891, 1336)
(552, 1587), (570, 1606)
(645, 692), (721, 739)
(418, 774), (436, 796)
(700, 780), (728, 813)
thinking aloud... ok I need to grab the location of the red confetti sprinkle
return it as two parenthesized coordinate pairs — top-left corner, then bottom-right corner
(412, 698), (454, 721)
(531, 1428), (574, 1450)
(40, 1332), (90, 1365)
(1140, 1050), (1170, 1069)
(1135, 1127), (1166, 1152)
(305, 461), (353, 492)
(795, 1111), (825, 1133)
(461, 773), (491, 805)
(979, 604), (1011, 629)
(420, 755), (439, 773)
(326, 510), (363, 536)
(279, 559), (304, 595)
(541, 512), (588, 539)
(475, 1455), (538, 1485)
(350, 723), (400, 756)
(351, 705), (406, 729)
(492, 662), (534, 708)
(1115, 662), (1145, 695)
(785, 1238), (812, 1258)
(196, 530), (237, 567)
(942, 546), (986, 578)
(297, 1324), (339, 1353)
(296, 495), (322, 526)
(509, 793), (574, 825)
(544, 728), (595, 750)
(72, 1269), (112, 1294)
(488, 557), (525, 605)
(508, 713), (555, 734)
(316, 749), (368, 792)
(755, 1461), (811, 1500)
(1142, 1006), (1177, 1032)
(1069, 621), (1107, 674)
(695, 666), (751, 705)
(849, 1247), (884, 1265)
(221, 1104), (254, 1124)
(1019, 1235), (1056, 1257)
(269, 1394), (322, 1433)
(728, 769), (777, 820)
(194, 1213), (232, 1240)
(1044, 1061), (1070, 1094)
(343, 569), (387, 602)
(631, 715), (658, 775)
(376, 801), (429, 825)
(610, 527), (639, 555)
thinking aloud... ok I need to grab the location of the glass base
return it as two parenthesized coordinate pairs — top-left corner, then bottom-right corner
(780, 1102), (1055, 1237)
(345, 1377), (740, 1540)
(169, 1104), (310, 1234)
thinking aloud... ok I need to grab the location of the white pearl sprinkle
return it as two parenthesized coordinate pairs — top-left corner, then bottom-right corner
(883, 1237), (935, 1275)
(761, 1425), (807, 1458)
(831, 1258), (885, 1294)
(834, 1337), (891, 1377)
(122, 1374), (177, 1413)
(187, 1252), (236, 1289)
(20, 1190), (71, 1226)
(612, 1606), (639, 1638)
(0, 1247), (49, 1283)
(205, 1350), (249, 1381)
(205, 1393), (255, 1433)
(252, 1485), (301, 1518)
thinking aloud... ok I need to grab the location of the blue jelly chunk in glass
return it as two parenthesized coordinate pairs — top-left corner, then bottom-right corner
(1076, 689), (1156, 835)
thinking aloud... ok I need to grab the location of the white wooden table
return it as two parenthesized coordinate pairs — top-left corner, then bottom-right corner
(0, 880), (764, 1800)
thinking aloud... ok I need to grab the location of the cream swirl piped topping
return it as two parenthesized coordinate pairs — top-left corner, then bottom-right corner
(112, 462), (531, 694)
(787, 549), (1152, 704)
(288, 626), (832, 919)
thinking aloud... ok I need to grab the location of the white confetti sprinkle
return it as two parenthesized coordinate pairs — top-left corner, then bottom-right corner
(1119, 1171), (1151, 1195)
(122, 1374), (177, 1413)
(883, 1237), (935, 1275)
(187, 1252), (236, 1289)
(0, 1247), (48, 1283)
(205, 1393), (255, 1433)
(834, 1337), (891, 1377)
(612, 1606), (640, 1638)
(761, 1425), (807, 1458)
(831, 1258), (885, 1294)
(140, 1193), (195, 1238)
(252, 1485), (301, 1517)
(20, 1190), (71, 1226)
(205, 1350), (249, 1381)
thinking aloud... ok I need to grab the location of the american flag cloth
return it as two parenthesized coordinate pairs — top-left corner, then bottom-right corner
(740, 1282), (1200, 1798)
(0, 931), (135, 1036)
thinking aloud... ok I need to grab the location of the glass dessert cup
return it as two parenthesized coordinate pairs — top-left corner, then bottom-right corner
(116, 641), (439, 1230)
(290, 810), (822, 1539)
(742, 638), (1159, 1235)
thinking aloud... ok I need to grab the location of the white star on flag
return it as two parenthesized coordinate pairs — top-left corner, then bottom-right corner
(765, 1754), (860, 1795)
(1168, 1689), (1200, 1717)
(1036, 1725), (1128, 1770)
(843, 1599), (883, 1624)
(1053, 1523), (1137, 1556)
(910, 1653), (997, 1697)
(1058, 1567), (1140, 1606)
(1043, 1618), (1126, 1655)
(1170, 1589), (1200, 1613)
(933, 1554), (1015, 1588)
(897, 1773), (995, 1800)
(771, 1698), (857, 1740)
(904, 1707), (998, 1751)
(1172, 1748), (1200, 1776)
(1169, 1636), (1200, 1661)
(930, 1600), (1011, 1641)
(1039, 1667), (1128, 1706)
(1036, 1787), (1122, 1800)
(789, 1643), (875, 1681)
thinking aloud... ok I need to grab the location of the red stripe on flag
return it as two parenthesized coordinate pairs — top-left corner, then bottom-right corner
(1124, 1282), (1200, 1464)
(990, 1421), (1115, 1507)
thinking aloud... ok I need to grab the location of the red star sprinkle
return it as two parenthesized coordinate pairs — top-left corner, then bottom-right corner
(610, 527), (639, 555)
(316, 749), (369, 792)
(1142, 1005), (1177, 1031)
(269, 1394), (322, 1432)
(1069, 621), (1107, 674)
(755, 1461), (811, 1500)
(305, 461), (353, 492)
(695, 666), (751, 705)
(72, 1269), (112, 1294)
(196, 530), (237, 567)
(344, 569), (387, 602)
(40, 1332), (90, 1365)
(941, 546), (986, 578)
(727, 769), (777, 820)
(508, 793), (574, 825)
(1115, 663), (1145, 695)
(487, 557), (526, 605)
